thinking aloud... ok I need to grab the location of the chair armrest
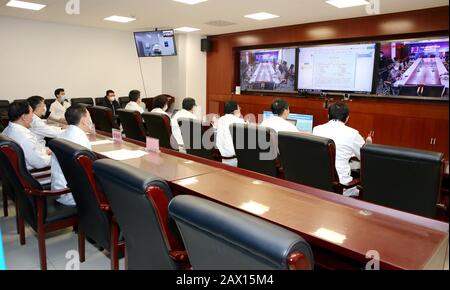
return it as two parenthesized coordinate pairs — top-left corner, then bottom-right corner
(341, 178), (360, 189)
(169, 251), (189, 262)
(24, 187), (71, 197)
(30, 167), (51, 174)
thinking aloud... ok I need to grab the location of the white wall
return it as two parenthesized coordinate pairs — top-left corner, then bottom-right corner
(0, 16), (162, 101)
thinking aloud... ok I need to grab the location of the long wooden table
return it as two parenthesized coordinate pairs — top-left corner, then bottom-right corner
(87, 132), (449, 270)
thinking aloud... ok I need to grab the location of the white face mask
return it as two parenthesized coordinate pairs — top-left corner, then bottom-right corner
(59, 95), (66, 102)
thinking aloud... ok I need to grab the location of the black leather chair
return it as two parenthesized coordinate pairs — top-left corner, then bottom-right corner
(278, 133), (358, 194)
(48, 139), (123, 270)
(87, 106), (118, 133)
(421, 85), (445, 98)
(142, 112), (178, 150)
(230, 123), (279, 177)
(71, 98), (94, 106)
(0, 135), (78, 270)
(118, 97), (130, 109)
(169, 195), (313, 270)
(141, 98), (155, 112)
(95, 97), (107, 107)
(117, 109), (146, 142)
(44, 99), (54, 119)
(93, 159), (189, 270)
(399, 85), (419, 96)
(360, 144), (444, 218)
(178, 118), (217, 160)
(0, 100), (9, 120)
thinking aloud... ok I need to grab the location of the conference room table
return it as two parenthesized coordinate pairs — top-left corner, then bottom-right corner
(85, 131), (449, 270)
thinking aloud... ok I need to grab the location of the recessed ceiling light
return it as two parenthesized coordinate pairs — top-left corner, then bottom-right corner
(6, 0), (46, 11)
(325, 0), (370, 8)
(173, 0), (208, 4)
(174, 27), (200, 32)
(104, 15), (136, 23)
(244, 12), (280, 21)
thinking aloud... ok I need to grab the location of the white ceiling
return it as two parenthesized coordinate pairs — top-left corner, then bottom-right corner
(0, 0), (448, 35)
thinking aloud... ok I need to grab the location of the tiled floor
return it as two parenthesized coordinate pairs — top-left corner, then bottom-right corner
(0, 199), (124, 270)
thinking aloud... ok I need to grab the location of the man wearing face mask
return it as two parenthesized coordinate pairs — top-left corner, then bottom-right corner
(49, 88), (70, 124)
(27, 96), (64, 146)
(102, 90), (120, 124)
(51, 104), (94, 206)
(2, 101), (52, 170)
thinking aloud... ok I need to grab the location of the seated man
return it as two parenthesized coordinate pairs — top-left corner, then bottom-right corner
(171, 98), (198, 150)
(49, 88), (70, 124)
(2, 101), (51, 170)
(216, 101), (246, 167)
(103, 90), (121, 121)
(151, 94), (170, 117)
(260, 98), (299, 133)
(125, 90), (145, 114)
(28, 96), (64, 146)
(313, 102), (372, 196)
(51, 104), (93, 206)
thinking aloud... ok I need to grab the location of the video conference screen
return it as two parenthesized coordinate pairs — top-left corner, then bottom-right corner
(377, 38), (449, 97)
(134, 30), (177, 57)
(297, 43), (377, 93)
(240, 48), (297, 92)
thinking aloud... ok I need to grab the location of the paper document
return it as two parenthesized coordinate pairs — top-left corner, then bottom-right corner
(90, 140), (114, 146)
(99, 149), (148, 161)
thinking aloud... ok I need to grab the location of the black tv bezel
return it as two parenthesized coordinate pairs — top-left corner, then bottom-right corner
(238, 47), (299, 94)
(133, 29), (178, 58)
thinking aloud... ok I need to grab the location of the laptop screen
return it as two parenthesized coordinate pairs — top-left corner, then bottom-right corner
(263, 111), (314, 133)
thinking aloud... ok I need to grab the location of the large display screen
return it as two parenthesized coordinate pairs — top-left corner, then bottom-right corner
(297, 43), (377, 93)
(134, 30), (177, 57)
(240, 48), (297, 92)
(377, 38), (449, 97)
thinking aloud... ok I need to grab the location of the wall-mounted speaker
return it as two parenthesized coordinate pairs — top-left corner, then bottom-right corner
(201, 38), (212, 53)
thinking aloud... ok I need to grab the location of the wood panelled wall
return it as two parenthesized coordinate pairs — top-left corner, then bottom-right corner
(206, 7), (449, 157)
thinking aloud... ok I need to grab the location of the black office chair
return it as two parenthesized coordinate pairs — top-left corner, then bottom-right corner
(141, 98), (155, 112)
(117, 109), (147, 142)
(421, 85), (445, 98)
(48, 139), (123, 270)
(360, 144), (444, 218)
(399, 85), (419, 96)
(178, 118), (217, 160)
(93, 159), (189, 270)
(87, 106), (118, 133)
(95, 97), (107, 107)
(71, 98), (94, 106)
(169, 195), (314, 270)
(0, 100), (9, 120)
(0, 135), (78, 270)
(44, 99), (54, 119)
(142, 112), (178, 150)
(118, 97), (130, 109)
(278, 133), (358, 194)
(230, 123), (279, 177)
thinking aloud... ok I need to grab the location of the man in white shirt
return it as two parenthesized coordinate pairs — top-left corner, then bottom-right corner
(125, 90), (145, 114)
(51, 104), (93, 206)
(150, 94), (170, 117)
(260, 99), (299, 133)
(2, 101), (51, 170)
(313, 102), (373, 196)
(28, 96), (64, 146)
(171, 98), (197, 150)
(49, 88), (70, 123)
(216, 101), (246, 167)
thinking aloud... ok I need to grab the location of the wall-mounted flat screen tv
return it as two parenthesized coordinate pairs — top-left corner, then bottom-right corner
(377, 38), (449, 98)
(134, 30), (177, 57)
(298, 43), (377, 94)
(239, 47), (297, 93)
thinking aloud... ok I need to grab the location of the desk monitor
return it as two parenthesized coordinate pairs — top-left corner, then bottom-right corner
(262, 111), (314, 133)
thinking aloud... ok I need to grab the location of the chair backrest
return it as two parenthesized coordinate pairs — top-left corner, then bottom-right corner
(0, 100), (9, 121)
(117, 109), (146, 142)
(422, 85), (445, 98)
(230, 123), (278, 177)
(169, 195), (313, 270)
(399, 85), (419, 96)
(142, 112), (176, 149)
(118, 97), (130, 109)
(71, 98), (94, 106)
(278, 132), (339, 193)
(0, 135), (44, 229)
(48, 139), (111, 250)
(87, 106), (118, 132)
(93, 159), (185, 270)
(95, 97), (107, 107)
(44, 99), (54, 119)
(178, 118), (216, 160)
(361, 144), (444, 218)
(141, 98), (155, 112)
